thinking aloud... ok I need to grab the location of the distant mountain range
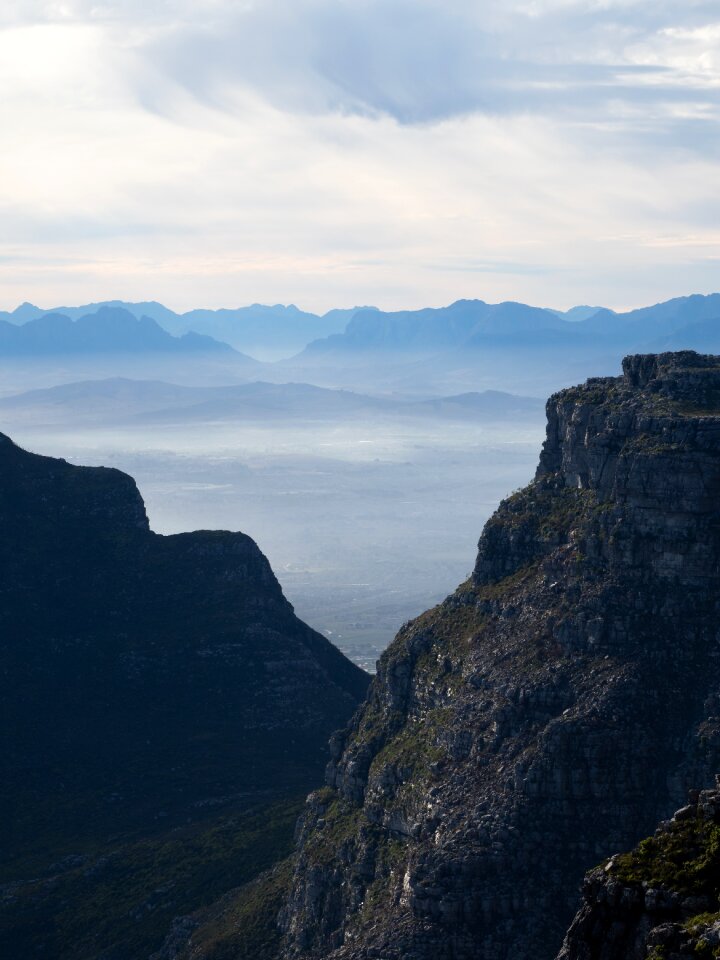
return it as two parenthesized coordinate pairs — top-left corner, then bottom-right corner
(3, 294), (720, 397)
(299, 293), (720, 356)
(270, 293), (720, 396)
(0, 306), (240, 357)
(302, 300), (570, 354)
(0, 301), (377, 359)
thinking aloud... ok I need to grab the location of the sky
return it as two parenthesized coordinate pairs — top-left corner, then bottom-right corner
(1, 0), (719, 314)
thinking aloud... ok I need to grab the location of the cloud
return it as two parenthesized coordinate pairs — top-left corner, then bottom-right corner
(1, 1), (717, 166)
(6, 1), (720, 128)
(0, 1), (719, 312)
(126, 0), (719, 130)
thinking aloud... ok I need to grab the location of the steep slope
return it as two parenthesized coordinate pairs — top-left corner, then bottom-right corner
(0, 433), (368, 958)
(280, 351), (720, 960)
(558, 782), (720, 960)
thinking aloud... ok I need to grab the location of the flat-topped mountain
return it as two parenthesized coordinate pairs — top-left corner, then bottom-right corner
(277, 352), (720, 960)
(0, 433), (368, 958)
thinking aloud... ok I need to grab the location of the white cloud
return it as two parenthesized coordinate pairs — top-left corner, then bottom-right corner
(0, 1), (719, 311)
(130, 1), (716, 126)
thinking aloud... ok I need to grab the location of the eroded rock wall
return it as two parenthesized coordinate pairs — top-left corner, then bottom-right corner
(280, 351), (720, 960)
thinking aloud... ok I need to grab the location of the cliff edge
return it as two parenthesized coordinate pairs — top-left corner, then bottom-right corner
(280, 351), (720, 960)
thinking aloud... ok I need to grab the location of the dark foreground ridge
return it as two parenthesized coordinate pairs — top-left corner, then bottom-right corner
(276, 352), (720, 960)
(558, 781), (720, 960)
(0, 433), (368, 958)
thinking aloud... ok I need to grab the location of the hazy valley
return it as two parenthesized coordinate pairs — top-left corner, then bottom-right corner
(4, 293), (720, 669)
(0, 375), (544, 670)
(6, 295), (720, 959)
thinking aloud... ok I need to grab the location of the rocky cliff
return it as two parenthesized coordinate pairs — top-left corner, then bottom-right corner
(0, 432), (368, 958)
(280, 351), (720, 960)
(558, 782), (720, 960)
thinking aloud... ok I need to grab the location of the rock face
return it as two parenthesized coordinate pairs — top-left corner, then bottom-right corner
(0, 432), (368, 958)
(280, 351), (720, 960)
(558, 782), (720, 960)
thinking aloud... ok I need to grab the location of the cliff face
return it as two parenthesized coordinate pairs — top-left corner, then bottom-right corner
(0, 433), (368, 958)
(558, 783), (720, 960)
(281, 352), (720, 960)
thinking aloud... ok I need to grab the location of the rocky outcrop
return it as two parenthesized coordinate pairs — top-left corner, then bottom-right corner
(0, 432), (368, 958)
(280, 352), (720, 960)
(558, 781), (720, 960)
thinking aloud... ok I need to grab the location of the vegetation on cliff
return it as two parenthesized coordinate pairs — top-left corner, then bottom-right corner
(559, 784), (720, 959)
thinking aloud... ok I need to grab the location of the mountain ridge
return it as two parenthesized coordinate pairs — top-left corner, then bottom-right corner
(0, 301), (378, 358)
(0, 306), (241, 357)
(5, 294), (720, 392)
(297, 293), (720, 358)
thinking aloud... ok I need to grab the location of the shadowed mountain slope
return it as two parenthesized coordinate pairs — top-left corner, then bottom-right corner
(0, 433), (368, 959)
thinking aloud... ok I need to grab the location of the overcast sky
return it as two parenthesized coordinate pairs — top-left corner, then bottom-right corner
(1, 0), (719, 313)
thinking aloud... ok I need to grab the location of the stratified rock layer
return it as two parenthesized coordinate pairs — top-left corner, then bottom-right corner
(281, 352), (720, 960)
(0, 432), (368, 958)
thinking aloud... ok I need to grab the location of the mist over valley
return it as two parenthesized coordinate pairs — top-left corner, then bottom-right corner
(0, 372), (544, 670)
(4, 291), (720, 669)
